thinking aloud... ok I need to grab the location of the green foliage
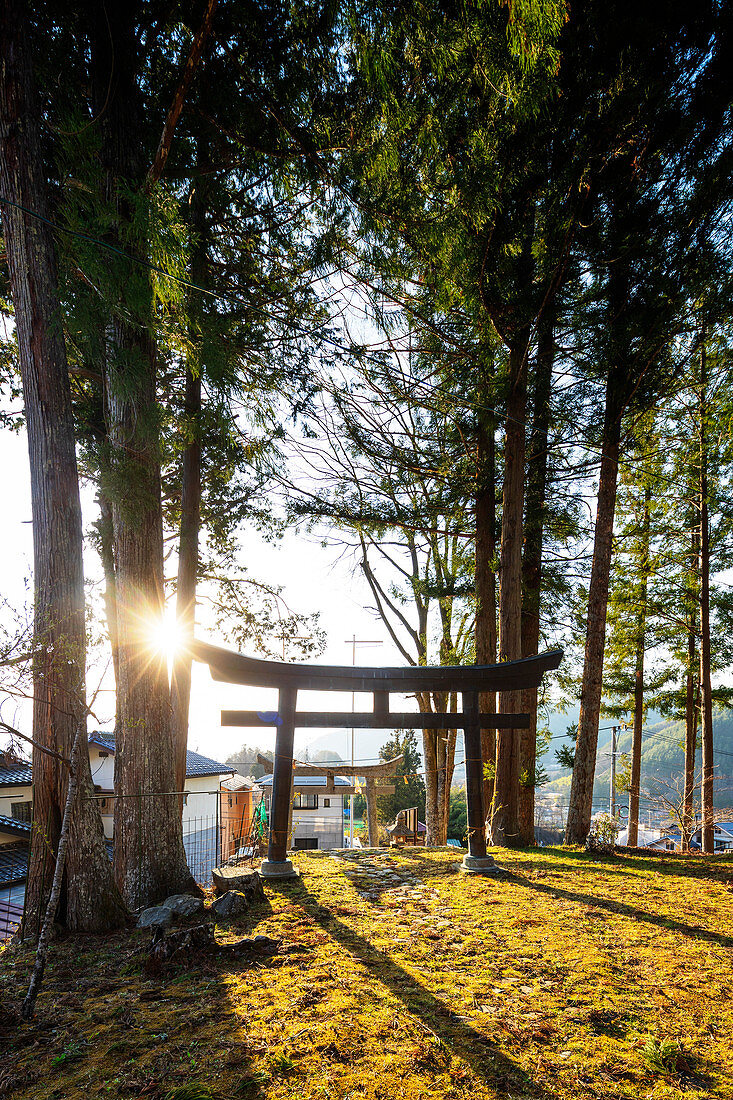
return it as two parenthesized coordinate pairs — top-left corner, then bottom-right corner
(615, 753), (632, 794)
(641, 1037), (692, 1079)
(376, 730), (425, 824)
(519, 764), (549, 790)
(447, 789), (468, 842)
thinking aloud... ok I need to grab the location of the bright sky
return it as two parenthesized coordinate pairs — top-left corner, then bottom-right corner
(0, 421), (419, 768)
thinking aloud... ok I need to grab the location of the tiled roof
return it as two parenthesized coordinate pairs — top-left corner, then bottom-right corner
(0, 815), (31, 837)
(88, 733), (232, 779)
(259, 774), (351, 788)
(0, 842), (28, 888)
(0, 761), (32, 787)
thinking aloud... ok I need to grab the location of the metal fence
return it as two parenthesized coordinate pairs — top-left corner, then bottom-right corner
(182, 814), (222, 886)
(0, 900), (23, 942)
(2, 788), (269, 931)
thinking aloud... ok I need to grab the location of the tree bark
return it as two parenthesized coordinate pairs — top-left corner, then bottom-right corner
(626, 482), (650, 847)
(421, 725), (441, 845)
(171, 155), (208, 800)
(97, 490), (120, 729)
(518, 306), (555, 844)
(171, 362), (202, 797)
(682, 523), (699, 850)
(418, 690), (453, 846)
(491, 332), (529, 846)
(0, 2), (125, 932)
(475, 403), (497, 818)
(699, 339), (714, 854)
(564, 375), (623, 844)
(90, 3), (192, 906)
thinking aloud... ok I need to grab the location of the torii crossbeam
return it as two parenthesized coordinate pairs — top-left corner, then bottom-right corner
(192, 640), (563, 878)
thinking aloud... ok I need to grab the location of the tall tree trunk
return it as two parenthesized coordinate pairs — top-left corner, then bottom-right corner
(421, 711), (440, 844)
(97, 490), (120, 729)
(171, 364), (201, 797)
(626, 482), (650, 847)
(171, 156), (207, 799)
(518, 305), (555, 845)
(491, 331), (529, 846)
(699, 339), (714, 854)
(565, 374), (623, 844)
(682, 522), (699, 850)
(0, 3), (125, 932)
(423, 691), (452, 847)
(90, 3), (192, 906)
(475, 403), (497, 818)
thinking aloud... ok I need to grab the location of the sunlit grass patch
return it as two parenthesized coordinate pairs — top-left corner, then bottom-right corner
(1, 846), (733, 1098)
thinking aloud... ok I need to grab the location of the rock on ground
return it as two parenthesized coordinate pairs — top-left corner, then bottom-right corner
(137, 906), (174, 931)
(160, 894), (205, 920)
(211, 889), (260, 920)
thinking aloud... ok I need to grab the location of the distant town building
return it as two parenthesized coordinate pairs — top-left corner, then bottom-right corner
(0, 736), (236, 933)
(220, 772), (262, 859)
(259, 773), (352, 850)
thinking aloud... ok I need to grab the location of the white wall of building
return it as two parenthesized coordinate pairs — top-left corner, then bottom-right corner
(264, 787), (345, 849)
(0, 785), (32, 822)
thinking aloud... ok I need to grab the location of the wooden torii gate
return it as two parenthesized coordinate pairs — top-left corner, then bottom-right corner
(255, 752), (403, 846)
(192, 639), (563, 879)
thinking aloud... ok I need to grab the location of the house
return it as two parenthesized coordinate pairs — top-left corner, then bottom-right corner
(87, 733), (233, 838)
(87, 733), (235, 882)
(617, 826), (665, 848)
(690, 821), (733, 852)
(0, 754), (34, 936)
(0, 751), (33, 824)
(0, 736), (234, 929)
(220, 773), (262, 860)
(259, 773), (352, 850)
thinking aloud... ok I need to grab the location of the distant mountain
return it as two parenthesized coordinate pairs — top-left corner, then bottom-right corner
(546, 708), (733, 809)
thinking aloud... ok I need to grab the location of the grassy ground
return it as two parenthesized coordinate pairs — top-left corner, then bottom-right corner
(2, 845), (733, 1100)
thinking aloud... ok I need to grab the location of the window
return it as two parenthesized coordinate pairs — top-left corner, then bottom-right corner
(323, 798), (330, 808)
(293, 792), (318, 809)
(11, 802), (32, 823)
(293, 837), (318, 850)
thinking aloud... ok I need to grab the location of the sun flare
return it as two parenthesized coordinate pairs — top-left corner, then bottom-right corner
(148, 609), (185, 662)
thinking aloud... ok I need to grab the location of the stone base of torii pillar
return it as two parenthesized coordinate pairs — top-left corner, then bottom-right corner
(260, 858), (299, 880)
(457, 853), (502, 876)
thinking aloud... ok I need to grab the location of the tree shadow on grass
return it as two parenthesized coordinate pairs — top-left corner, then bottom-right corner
(513, 845), (733, 884)
(505, 870), (733, 950)
(394, 845), (731, 886)
(270, 878), (549, 1098)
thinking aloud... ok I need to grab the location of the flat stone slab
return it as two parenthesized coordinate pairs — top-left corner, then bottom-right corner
(211, 867), (265, 897)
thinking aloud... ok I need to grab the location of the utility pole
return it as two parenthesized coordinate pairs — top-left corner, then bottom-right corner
(610, 725), (617, 818)
(344, 636), (382, 847)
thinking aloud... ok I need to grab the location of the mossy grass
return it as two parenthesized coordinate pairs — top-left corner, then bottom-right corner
(1, 846), (732, 1098)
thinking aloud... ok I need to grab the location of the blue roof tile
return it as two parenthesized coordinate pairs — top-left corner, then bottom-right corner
(0, 843), (28, 888)
(0, 761), (32, 787)
(0, 814), (31, 837)
(88, 733), (232, 779)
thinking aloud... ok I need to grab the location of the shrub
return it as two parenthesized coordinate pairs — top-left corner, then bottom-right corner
(585, 811), (620, 852)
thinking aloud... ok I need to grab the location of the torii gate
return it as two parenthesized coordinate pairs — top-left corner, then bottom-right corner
(255, 752), (403, 847)
(192, 639), (563, 879)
